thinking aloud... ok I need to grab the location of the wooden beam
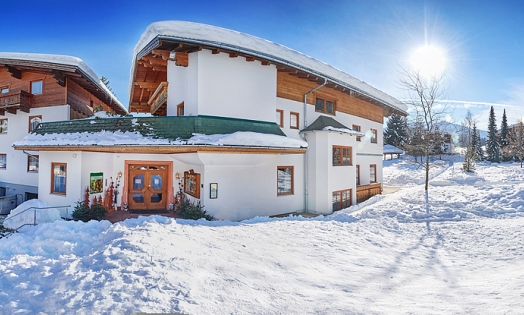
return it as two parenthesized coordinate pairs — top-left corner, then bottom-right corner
(185, 46), (202, 54)
(261, 61), (271, 66)
(52, 71), (66, 87)
(5, 65), (21, 79)
(212, 49), (221, 55)
(229, 53), (239, 58)
(152, 49), (170, 60)
(175, 52), (189, 67)
(135, 82), (160, 90)
(245, 56), (255, 62)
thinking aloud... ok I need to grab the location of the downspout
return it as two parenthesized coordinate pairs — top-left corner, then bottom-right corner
(302, 78), (327, 213)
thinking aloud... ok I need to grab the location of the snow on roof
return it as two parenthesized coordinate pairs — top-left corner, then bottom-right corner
(383, 144), (404, 154)
(0, 52), (127, 114)
(13, 130), (308, 149)
(133, 21), (407, 115)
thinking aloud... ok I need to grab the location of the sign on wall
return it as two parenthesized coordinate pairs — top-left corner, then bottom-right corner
(90, 172), (104, 194)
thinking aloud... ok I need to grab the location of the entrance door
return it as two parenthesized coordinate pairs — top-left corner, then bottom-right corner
(128, 164), (168, 210)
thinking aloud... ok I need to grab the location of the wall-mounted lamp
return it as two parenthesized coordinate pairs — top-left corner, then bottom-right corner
(117, 171), (122, 178)
(175, 172), (180, 179)
(72, 153), (77, 158)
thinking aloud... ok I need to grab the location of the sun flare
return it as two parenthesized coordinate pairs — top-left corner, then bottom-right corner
(410, 45), (446, 77)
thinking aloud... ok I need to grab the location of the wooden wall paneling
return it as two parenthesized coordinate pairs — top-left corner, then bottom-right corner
(277, 72), (384, 123)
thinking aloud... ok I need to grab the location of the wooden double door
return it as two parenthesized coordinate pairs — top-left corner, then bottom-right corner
(128, 164), (168, 211)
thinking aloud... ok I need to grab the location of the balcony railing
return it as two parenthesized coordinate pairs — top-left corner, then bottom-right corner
(356, 183), (382, 203)
(0, 90), (33, 115)
(148, 82), (168, 115)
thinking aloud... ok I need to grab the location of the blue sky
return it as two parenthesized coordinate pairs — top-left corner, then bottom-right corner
(4, 0), (524, 129)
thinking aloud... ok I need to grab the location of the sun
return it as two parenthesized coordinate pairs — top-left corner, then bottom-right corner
(409, 45), (446, 77)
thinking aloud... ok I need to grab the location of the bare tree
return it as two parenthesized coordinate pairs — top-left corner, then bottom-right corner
(400, 68), (448, 191)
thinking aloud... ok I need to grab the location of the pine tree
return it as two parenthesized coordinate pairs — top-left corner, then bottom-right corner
(500, 109), (511, 161)
(472, 123), (484, 161)
(486, 106), (501, 163)
(383, 113), (408, 148)
(506, 121), (524, 167)
(100, 76), (116, 96)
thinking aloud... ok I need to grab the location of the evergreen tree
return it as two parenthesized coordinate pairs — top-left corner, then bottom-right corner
(471, 123), (484, 161)
(100, 76), (116, 96)
(486, 106), (501, 162)
(500, 109), (511, 161)
(506, 121), (524, 168)
(383, 114), (408, 148)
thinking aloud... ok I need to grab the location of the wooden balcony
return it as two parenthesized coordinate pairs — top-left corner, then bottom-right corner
(356, 183), (382, 203)
(148, 82), (168, 116)
(0, 90), (33, 115)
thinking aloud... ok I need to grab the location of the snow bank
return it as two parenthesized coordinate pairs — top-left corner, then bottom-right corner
(3, 199), (62, 230)
(14, 131), (307, 149)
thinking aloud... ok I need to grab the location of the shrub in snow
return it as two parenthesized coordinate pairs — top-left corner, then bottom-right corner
(179, 199), (213, 221)
(3, 199), (61, 230)
(72, 201), (108, 222)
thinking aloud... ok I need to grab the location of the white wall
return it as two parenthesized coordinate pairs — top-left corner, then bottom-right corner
(168, 50), (277, 122)
(0, 105), (69, 195)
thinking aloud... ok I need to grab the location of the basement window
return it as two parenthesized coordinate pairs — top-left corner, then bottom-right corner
(277, 166), (294, 195)
(333, 189), (352, 211)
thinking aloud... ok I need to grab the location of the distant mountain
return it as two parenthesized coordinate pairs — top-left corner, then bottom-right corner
(438, 121), (488, 140)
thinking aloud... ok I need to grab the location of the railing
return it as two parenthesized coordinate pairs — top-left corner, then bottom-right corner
(356, 183), (382, 203)
(148, 81), (168, 115)
(2, 205), (71, 236)
(0, 90), (33, 115)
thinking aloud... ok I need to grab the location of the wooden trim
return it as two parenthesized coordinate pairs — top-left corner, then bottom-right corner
(356, 165), (360, 186)
(276, 109), (284, 127)
(51, 162), (67, 195)
(332, 145), (352, 166)
(177, 102), (184, 116)
(290, 111), (299, 129)
(277, 166), (294, 195)
(14, 145), (307, 155)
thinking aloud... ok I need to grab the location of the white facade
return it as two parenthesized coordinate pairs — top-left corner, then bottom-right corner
(0, 105), (70, 199)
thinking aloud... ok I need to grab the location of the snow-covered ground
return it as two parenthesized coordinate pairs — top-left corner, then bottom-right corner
(1, 157), (524, 314)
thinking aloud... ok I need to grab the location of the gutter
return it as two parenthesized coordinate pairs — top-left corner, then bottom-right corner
(301, 78), (328, 214)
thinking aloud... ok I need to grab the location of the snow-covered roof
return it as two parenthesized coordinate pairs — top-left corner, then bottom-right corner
(132, 21), (407, 115)
(383, 144), (404, 154)
(0, 52), (127, 114)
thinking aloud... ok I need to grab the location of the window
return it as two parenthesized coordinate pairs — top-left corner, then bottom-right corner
(0, 187), (5, 197)
(353, 125), (361, 142)
(333, 189), (352, 211)
(290, 112), (299, 129)
(184, 169), (201, 198)
(177, 102), (184, 116)
(31, 80), (43, 95)
(370, 128), (378, 143)
(0, 119), (7, 134)
(356, 165), (360, 185)
(0, 154), (6, 169)
(332, 146), (352, 166)
(276, 109), (284, 127)
(1, 86), (8, 94)
(277, 166), (294, 195)
(315, 97), (335, 115)
(28, 155), (39, 172)
(370, 164), (377, 183)
(51, 163), (67, 194)
(29, 116), (42, 132)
